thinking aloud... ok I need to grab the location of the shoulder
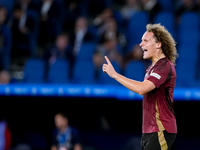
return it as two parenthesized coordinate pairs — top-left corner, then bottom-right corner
(155, 58), (172, 72)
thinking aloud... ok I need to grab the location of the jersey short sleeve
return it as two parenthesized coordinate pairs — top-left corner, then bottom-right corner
(146, 60), (171, 88)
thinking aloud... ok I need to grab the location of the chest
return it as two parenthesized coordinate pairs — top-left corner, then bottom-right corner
(144, 65), (155, 80)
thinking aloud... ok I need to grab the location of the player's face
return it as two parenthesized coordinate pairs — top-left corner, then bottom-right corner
(139, 32), (158, 60)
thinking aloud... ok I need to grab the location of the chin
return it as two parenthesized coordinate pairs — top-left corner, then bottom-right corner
(143, 56), (147, 59)
(143, 55), (150, 60)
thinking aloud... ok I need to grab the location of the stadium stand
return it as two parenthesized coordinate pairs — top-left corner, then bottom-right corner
(23, 59), (44, 83)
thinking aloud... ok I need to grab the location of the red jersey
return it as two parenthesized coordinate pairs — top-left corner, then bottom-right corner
(142, 57), (177, 133)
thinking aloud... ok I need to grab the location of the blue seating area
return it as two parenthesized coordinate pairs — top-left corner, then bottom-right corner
(175, 12), (200, 87)
(48, 59), (69, 84)
(19, 9), (200, 87)
(154, 11), (175, 37)
(19, 10), (200, 87)
(23, 59), (44, 83)
(124, 61), (145, 82)
(127, 11), (149, 51)
(77, 42), (96, 62)
(73, 60), (96, 84)
(0, 0), (199, 88)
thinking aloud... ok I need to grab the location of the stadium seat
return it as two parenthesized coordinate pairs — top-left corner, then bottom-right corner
(23, 59), (44, 83)
(124, 61), (145, 82)
(179, 30), (199, 46)
(179, 12), (199, 44)
(175, 45), (198, 87)
(48, 59), (69, 84)
(179, 12), (199, 30)
(73, 60), (96, 84)
(177, 45), (198, 63)
(157, 0), (172, 11)
(127, 12), (148, 51)
(176, 12), (199, 87)
(99, 61), (121, 85)
(154, 11), (175, 37)
(77, 42), (96, 62)
(176, 59), (197, 87)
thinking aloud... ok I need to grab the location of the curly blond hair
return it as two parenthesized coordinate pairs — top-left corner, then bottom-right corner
(146, 24), (178, 64)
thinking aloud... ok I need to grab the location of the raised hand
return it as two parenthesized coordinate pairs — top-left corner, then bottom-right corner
(102, 56), (117, 79)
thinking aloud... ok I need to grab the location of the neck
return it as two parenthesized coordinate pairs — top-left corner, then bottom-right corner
(151, 51), (166, 66)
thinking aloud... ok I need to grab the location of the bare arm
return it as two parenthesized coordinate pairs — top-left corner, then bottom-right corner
(102, 56), (156, 95)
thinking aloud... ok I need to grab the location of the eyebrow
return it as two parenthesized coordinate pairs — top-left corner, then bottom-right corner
(142, 35), (155, 42)
(142, 38), (148, 42)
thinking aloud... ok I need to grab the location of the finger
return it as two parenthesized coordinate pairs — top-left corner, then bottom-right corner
(103, 68), (107, 73)
(102, 64), (107, 73)
(104, 56), (111, 65)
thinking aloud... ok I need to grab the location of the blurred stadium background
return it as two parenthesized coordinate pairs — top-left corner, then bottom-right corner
(0, 0), (200, 149)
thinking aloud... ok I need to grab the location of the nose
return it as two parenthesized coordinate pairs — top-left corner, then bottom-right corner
(139, 41), (143, 47)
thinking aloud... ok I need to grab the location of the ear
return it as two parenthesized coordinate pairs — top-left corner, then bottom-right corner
(156, 42), (161, 49)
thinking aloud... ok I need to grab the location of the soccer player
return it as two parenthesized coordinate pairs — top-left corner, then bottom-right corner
(102, 24), (178, 150)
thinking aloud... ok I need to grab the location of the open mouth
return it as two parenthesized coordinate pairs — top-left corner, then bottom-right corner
(142, 48), (148, 53)
(142, 48), (148, 57)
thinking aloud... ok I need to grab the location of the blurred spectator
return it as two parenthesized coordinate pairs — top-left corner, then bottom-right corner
(43, 33), (73, 81)
(93, 38), (122, 78)
(93, 8), (113, 29)
(98, 17), (127, 48)
(0, 116), (12, 150)
(11, 2), (36, 67)
(121, 44), (144, 69)
(0, 6), (7, 25)
(86, 0), (113, 18)
(93, 38), (122, 65)
(51, 113), (82, 150)
(16, 0), (41, 13)
(0, 6), (12, 71)
(93, 8), (127, 48)
(175, 0), (198, 23)
(13, 0), (40, 58)
(140, 0), (162, 23)
(70, 17), (96, 56)
(62, 0), (86, 32)
(120, 0), (141, 21)
(0, 70), (10, 84)
(196, 0), (200, 11)
(18, 0), (33, 11)
(38, 0), (62, 49)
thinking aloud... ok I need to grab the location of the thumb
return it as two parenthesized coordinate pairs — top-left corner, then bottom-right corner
(105, 56), (111, 65)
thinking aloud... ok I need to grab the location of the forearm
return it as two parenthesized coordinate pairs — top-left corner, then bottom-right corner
(113, 73), (145, 95)
(102, 56), (155, 94)
(113, 71), (157, 95)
